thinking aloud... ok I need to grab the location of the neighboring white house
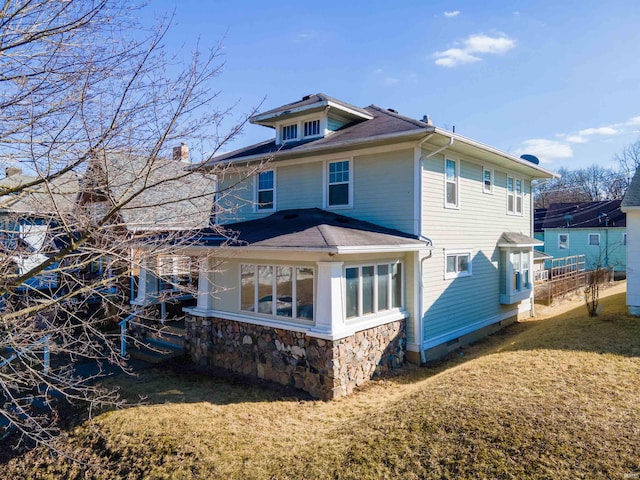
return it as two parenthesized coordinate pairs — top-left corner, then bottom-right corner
(621, 170), (640, 315)
(136, 93), (556, 399)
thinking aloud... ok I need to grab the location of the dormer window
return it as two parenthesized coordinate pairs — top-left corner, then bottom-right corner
(282, 124), (298, 142)
(303, 119), (321, 137)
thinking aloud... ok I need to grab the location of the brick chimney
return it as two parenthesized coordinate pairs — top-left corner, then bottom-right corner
(173, 143), (189, 163)
(5, 166), (22, 177)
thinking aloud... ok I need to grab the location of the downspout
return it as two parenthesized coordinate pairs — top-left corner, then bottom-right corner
(417, 133), (453, 363)
(425, 135), (454, 159)
(416, 133), (433, 364)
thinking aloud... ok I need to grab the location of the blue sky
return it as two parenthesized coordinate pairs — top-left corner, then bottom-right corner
(150, 0), (640, 171)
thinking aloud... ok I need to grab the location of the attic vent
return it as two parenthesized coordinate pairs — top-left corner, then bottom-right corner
(334, 217), (351, 224)
(283, 213), (299, 220)
(387, 108), (398, 114)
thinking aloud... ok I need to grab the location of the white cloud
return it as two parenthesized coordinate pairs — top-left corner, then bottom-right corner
(626, 116), (640, 126)
(578, 126), (618, 136)
(566, 135), (588, 144)
(444, 10), (460, 17)
(433, 33), (516, 67)
(515, 139), (573, 163)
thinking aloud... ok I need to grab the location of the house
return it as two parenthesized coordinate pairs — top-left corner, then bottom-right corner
(76, 145), (218, 317)
(539, 201), (626, 273)
(135, 93), (555, 399)
(0, 168), (79, 292)
(621, 170), (640, 315)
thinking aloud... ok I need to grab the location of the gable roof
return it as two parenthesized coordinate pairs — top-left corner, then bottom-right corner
(622, 169), (640, 208)
(541, 200), (625, 229)
(82, 151), (217, 232)
(195, 208), (429, 253)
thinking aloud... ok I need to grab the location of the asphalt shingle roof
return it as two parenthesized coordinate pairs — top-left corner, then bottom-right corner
(497, 232), (543, 247)
(541, 200), (625, 229)
(197, 208), (427, 251)
(84, 152), (217, 232)
(204, 105), (430, 166)
(622, 169), (640, 207)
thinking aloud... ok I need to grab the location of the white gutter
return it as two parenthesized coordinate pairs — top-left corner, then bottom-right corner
(198, 128), (432, 169)
(424, 134), (454, 158)
(432, 127), (557, 178)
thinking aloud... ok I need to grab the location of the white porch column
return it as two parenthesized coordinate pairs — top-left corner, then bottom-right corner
(135, 257), (158, 305)
(310, 261), (345, 336)
(194, 256), (214, 312)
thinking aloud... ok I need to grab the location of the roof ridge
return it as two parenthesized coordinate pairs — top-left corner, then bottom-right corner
(366, 105), (429, 128)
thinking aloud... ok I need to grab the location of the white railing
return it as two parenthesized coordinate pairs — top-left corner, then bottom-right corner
(0, 334), (51, 374)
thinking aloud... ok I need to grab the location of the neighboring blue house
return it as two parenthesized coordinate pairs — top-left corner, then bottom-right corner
(135, 93), (556, 399)
(539, 200), (626, 273)
(0, 168), (79, 292)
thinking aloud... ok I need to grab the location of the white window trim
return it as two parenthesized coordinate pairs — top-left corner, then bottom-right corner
(303, 118), (322, 139)
(444, 249), (472, 280)
(483, 167), (494, 194)
(239, 263), (315, 323)
(254, 169), (276, 213)
(506, 176), (524, 215)
(324, 158), (353, 209)
(281, 123), (298, 142)
(558, 233), (569, 250)
(345, 261), (404, 320)
(588, 233), (600, 246)
(444, 158), (460, 209)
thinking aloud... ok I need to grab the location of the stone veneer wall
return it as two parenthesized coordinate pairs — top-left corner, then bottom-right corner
(184, 315), (406, 400)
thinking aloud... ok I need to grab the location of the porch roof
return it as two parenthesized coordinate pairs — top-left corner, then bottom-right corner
(194, 208), (430, 254)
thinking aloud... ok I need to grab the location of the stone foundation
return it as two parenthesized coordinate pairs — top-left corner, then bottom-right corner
(184, 316), (406, 400)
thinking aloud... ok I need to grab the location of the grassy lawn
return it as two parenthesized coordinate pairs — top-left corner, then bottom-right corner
(4, 283), (640, 479)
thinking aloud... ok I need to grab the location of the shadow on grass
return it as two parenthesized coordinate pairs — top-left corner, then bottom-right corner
(385, 290), (640, 387)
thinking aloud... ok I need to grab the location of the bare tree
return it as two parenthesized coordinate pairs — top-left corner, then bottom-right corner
(614, 139), (640, 178)
(0, 0), (255, 451)
(534, 165), (628, 208)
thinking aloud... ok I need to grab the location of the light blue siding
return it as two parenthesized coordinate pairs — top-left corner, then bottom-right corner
(349, 149), (415, 234)
(421, 152), (534, 348)
(543, 227), (626, 271)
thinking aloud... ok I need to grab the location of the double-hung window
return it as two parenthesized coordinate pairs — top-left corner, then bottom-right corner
(507, 176), (523, 215)
(445, 158), (458, 207)
(345, 262), (402, 319)
(256, 170), (275, 211)
(327, 160), (351, 207)
(445, 250), (472, 279)
(511, 251), (531, 292)
(515, 179), (523, 214)
(483, 167), (493, 194)
(559, 233), (569, 250)
(281, 123), (298, 142)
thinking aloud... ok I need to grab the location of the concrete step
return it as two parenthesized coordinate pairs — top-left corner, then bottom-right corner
(128, 338), (185, 364)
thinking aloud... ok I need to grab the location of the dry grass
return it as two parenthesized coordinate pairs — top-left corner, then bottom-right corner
(4, 282), (640, 479)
